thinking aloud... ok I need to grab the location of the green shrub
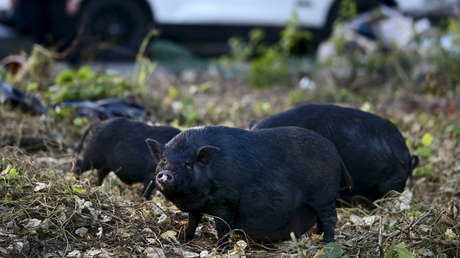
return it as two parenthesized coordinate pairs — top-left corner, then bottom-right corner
(45, 66), (135, 104)
(249, 47), (290, 89)
(220, 13), (313, 89)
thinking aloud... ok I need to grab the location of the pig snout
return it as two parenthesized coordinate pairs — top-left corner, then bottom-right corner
(156, 170), (174, 185)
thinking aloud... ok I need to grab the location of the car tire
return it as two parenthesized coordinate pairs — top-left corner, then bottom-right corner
(77, 0), (151, 60)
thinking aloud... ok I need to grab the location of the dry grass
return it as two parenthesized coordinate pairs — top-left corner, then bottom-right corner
(0, 68), (459, 257)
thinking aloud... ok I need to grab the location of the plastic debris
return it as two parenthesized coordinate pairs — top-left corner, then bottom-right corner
(56, 98), (146, 120)
(0, 79), (45, 113)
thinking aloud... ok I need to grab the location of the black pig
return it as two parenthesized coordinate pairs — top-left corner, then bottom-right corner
(250, 104), (419, 203)
(146, 126), (348, 245)
(73, 118), (180, 199)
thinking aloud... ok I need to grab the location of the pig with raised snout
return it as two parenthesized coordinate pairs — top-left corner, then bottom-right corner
(73, 118), (181, 199)
(249, 104), (419, 204)
(146, 125), (350, 246)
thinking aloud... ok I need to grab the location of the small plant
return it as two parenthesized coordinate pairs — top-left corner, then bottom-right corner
(413, 133), (434, 177)
(336, 0), (357, 24)
(134, 30), (157, 98)
(253, 101), (271, 117)
(180, 96), (200, 125)
(228, 29), (264, 62)
(425, 18), (460, 95)
(318, 242), (349, 258)
(44, 66), (135, 104)
(279, 13), (313, 55)
(220, 12), (313, 89)
(289, 88), (309, 105)
(416, 133), (433, 159)
(385, 242), (414, 258)
(249, 47), (290, 88)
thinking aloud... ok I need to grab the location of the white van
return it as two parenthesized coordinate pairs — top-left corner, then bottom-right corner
(1, 0), (459, 56)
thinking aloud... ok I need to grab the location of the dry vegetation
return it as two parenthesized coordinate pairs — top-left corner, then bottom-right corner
(1, 66), (459, 257)
(1, 16), (460, 255)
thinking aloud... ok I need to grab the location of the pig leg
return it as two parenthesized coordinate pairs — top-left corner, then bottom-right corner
(96, 168), (109, 186)
(178, 212), (203, 242)
(311, 204), (337, 243)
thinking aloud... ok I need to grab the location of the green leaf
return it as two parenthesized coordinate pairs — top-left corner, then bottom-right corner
(422, 164), (434, 177)
(417, 113), (429, 123)
(181, 96), (193, 107)
(396, 242), (414, 258)
(199, 82), (213, 93)
(254, 101), (271, 115)
(26, 82), (39, 92)
(409, 210), (422, 218)
(184, 110), (199, 124)
(451, 124), (460, 136)
(56, 69), (75, 85)
(73, 117), (87, 126)
(72, 187), (86, 193)
(77, 66), (93, 83)
(8, 167), (18, 180)
(385, 241), (396, 258)
(168, 88), (179, 100)
(320, 242), (344, 258)
(416, 146), (432, 159)
(360, 102), (373, 113)
(422, 133), (433, 147)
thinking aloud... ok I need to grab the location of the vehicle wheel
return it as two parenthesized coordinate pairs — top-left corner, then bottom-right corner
(78, 0), (151, 59)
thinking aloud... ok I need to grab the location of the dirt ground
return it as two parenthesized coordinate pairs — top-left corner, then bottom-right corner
(1, 59), (459, 257)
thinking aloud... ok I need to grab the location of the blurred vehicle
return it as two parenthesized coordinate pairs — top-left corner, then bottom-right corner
(0, 0), (459, 58)
(0, 0), (12, 25)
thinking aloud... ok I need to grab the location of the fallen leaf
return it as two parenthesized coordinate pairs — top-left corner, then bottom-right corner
(445, 228), (456, 240)
(160, 230), (177, 242)
(1, 164), (11, 176)
(314, 250), (325, 258)
(144, 247), (166, 258)
(34, 182), (48, 192)
(350, 214), (364, 226)
(96, 227), (103, 239)
(23, 218), (41, 229)
(363, 215), (377, 226)
(75, 227), (88, 238)
(399, 190), (413, 210)
(233, 240), (248, 255)
(100, 215), (111, 223)
(310, 233), (324, 242)
(66, 250), (81, 258)
(182, 250), (199, 258)
(85, 248), (102, 257)
(146, 238), (156, 244)
(157, 214), (171, 226)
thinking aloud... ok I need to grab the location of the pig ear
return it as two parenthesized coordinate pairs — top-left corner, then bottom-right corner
(196, 145), (220, 165)
(249, 120), (257, 129)
(145, 138), (163, 163)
